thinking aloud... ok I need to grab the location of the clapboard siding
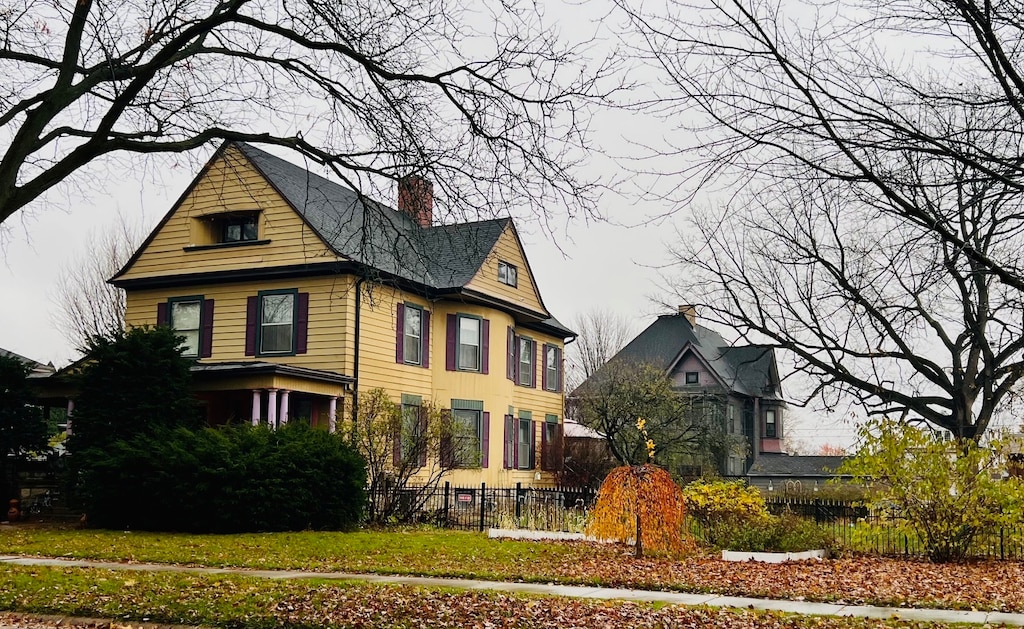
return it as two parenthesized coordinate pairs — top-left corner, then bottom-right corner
(126, 275), (355, 373)
(464, 224), (547, 316)
(117, 146), (342, 281)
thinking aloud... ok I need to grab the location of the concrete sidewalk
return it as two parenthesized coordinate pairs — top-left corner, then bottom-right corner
(1, 555), (1020, 626)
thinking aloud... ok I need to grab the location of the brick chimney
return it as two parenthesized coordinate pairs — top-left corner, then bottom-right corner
(398, 176), (433, 228)
(678, 304), (697, 326)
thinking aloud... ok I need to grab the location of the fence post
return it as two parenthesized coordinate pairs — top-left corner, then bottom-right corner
(479, 482), (487, 532)
(515, 482), (522, 522)
(1001, 527), (1006, 561)
(443, 481), (450, 527)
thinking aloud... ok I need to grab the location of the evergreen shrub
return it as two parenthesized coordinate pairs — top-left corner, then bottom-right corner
(81, 423), (366, 532)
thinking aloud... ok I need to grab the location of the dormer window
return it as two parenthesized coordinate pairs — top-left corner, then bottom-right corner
(221, 213), (258, 243)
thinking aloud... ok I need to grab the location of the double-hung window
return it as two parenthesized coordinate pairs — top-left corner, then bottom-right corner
(543, 345), (561, 391)
(765, 409), (778, 438)
(458, 316), (482, 371)
(518, 417), (533, 469)
(160, 296), (214, 359)
(518, 337), (535, 386)
(401, 401), (422, 463)
(452, 408), (482, 467)
(404, 305), (423, 365)
(169, 297), (202, 357)
(245, 290), (308, 358)
(260, 291), (295, 355)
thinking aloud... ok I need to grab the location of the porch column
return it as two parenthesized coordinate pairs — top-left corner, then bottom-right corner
(279, 390), (290, 425)
(328, 396), (338, 433)
(66, 399), (74, 436)
(251, 390), (262, 426)
(267, 389), (278, 429)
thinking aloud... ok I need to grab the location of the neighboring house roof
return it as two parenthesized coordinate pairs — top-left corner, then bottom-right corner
(603, 312), (780, 398)
(0, 348), (54, 375)
(563, 420), (605, 439)
(746, 453), (849, 477)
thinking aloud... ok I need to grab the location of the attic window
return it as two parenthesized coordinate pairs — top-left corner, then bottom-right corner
(684, 371), (699, 384)
(221, 213), (259, 243)
(498, 261), (517, 287)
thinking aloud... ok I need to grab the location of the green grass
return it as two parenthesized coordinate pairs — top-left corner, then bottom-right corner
(0, 526), (587, 580)
(0, 564), (955, 629)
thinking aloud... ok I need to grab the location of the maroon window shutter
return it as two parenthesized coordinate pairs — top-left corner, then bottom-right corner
(503, 415), (513, 469)
(481, 411), (490, 468)
(445, 314), (457, 371)
(506, 327), (515, 380)
(541, 344), (549, 391)
(513, 336), (521, 383)
(481, 319), (490, 374)
(530, 343), (539, 388)
(512, 417), (520, 469)
(418, 407), (428, 467)
(440, 409), (454, 467)
(541, 420), (549, 470)
(156, 302), (168, 327)
(422, 310), (431, 369)
(200, 299), (215, 358)
(395, 303), (405, 364)
(295, 293), (309, 354)
(244, 296), (258, 356)
(556, 347), (563, 393)
(530, 420), (537, 468)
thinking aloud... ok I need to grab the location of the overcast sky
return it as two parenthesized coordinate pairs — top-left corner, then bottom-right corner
(0, 0), (861, 450)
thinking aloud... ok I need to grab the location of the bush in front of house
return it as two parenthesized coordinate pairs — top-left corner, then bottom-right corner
(681, 479), (772, 547)
(80, 422), (366, 532)
(714, 512), (834, 553)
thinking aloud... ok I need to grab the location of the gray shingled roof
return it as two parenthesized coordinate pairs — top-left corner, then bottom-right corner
(0, 348), (54, 374)
(238, 142), (508, 290)
(607, 313), (779, 397)
(746, 453), (849, 477)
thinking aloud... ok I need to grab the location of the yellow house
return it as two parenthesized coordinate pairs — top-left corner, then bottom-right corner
(109, 141), (574, 487)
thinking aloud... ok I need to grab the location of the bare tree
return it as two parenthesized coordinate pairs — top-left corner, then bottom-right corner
(570, 360), (728, 472)
(616, 0), (1024, 440)
(51, 216), (145, 351)
(566, 309), (635, 392)
(346, 388), (470, 525)
(0, 0), (617, 228)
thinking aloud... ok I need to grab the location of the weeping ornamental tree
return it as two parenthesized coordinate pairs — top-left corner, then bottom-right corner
(587, 420), (689, 558)
(616, 0), (1024, 440)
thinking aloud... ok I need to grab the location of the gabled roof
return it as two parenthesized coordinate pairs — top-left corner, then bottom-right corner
(606, 312), (780, 398)
(110, 142), (572, 337)
(237, 142), (510, 290)
(746, 453), (849, 477)
(1, 348), (54, 375)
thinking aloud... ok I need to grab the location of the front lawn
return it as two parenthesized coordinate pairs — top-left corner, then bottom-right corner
(2, 525), (1023, 613)
(0, 565), (968, 629)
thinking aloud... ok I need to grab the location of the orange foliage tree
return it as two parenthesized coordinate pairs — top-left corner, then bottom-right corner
(586, 421), (689, 558)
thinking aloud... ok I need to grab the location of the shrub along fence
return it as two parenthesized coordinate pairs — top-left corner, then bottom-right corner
(372, 485), (1024, 560)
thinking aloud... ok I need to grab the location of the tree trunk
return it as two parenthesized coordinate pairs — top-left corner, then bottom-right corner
(635, 512), (643, 558)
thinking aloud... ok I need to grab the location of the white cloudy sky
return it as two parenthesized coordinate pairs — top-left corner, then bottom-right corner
(0, 0), (862, 450)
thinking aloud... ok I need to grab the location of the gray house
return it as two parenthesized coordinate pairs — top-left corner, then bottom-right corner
(580, 306), (787, 477)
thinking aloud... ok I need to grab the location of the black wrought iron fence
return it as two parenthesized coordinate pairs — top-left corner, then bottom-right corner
(367, 482), (595, 532)
(368, 485), (1024, 560)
